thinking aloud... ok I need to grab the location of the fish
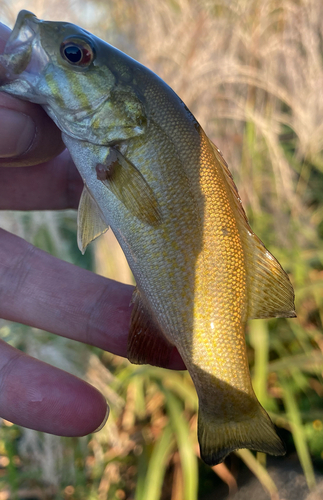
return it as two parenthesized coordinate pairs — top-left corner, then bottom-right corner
(0, 10), (296, 466)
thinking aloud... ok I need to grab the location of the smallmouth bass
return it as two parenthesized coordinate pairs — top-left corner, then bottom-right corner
(0, 11), (296, 465)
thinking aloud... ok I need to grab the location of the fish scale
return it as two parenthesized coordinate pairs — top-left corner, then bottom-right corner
(0, 10), (296, 466)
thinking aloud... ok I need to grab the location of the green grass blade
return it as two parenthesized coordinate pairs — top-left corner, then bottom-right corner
(249, 319), (271, 407)
(139, 425), (175, 500)
(163, 373), (198, 411)
(132, 375), (147, 419)
(268, 352), (323, 374)
(281, 380), (316, 489)
(164, 390), (198, 500)
(134, 444), (149, 500)
(236, 449), (278, 499)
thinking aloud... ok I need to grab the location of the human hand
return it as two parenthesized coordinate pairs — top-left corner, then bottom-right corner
(0, 22), (183, 438)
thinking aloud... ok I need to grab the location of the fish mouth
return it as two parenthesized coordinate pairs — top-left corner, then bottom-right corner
(0, 10), (49, 99)
(7, 10), (39, 48)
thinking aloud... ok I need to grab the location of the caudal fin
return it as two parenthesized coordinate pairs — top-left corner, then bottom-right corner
(198, 403), (285, 466)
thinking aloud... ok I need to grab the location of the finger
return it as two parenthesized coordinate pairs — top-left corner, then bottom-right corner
(0, 228), (133, 356)
(0, 93), (65, 167)
(0, 229), (185, 370)
(0, 24), (65, 166)
(0, 150), (83, 210)
(0, 340), (108, 435)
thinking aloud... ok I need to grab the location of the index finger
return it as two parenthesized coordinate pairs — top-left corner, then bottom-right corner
(0, 22), (65, 167)
(0, 228), (185, 370)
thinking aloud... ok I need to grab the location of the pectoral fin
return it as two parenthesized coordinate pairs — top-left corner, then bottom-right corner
(97, 147), (162, 226)
(77, 186), (109, 254)
(128, 288), (174, 367)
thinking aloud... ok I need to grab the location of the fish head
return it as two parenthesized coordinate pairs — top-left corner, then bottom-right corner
(0, 10), (147, 144)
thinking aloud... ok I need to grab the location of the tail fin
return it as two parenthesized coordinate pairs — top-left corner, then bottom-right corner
(198, 403), (285, 466)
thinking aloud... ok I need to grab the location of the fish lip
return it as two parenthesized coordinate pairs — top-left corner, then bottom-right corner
(0, 10), (49, 97)
(4, 10), (39, 57)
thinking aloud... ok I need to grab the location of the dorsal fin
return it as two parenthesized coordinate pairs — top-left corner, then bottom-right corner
(127, 288), (174, 366)
(210, 141), (249, 223)
(209, 140), (296, 319)
(243, 233), (296, 319)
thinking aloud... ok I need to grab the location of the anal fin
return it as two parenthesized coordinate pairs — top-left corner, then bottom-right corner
(127, 289), (174, 367)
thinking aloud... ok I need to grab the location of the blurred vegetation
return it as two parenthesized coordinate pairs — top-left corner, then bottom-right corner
(1, 0), (323, 498)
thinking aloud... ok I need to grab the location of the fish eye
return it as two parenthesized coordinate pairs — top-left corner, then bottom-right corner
(60, 38), (94, 67)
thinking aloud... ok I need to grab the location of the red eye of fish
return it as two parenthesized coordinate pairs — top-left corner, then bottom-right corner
(60, 39), (94, 67)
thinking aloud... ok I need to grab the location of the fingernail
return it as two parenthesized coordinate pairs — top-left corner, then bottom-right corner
(93, 403), (110, 433)
(0, 108), (36, 158)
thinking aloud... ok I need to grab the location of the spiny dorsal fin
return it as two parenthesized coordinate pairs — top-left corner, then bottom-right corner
(209, 139), (296, 319)
(127, 288), (174, 366)
(99, 148), (162, 226)
(77, 186), (109, 254)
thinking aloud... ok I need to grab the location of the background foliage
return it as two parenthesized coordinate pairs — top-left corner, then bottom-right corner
(1, 0), (323, 498)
